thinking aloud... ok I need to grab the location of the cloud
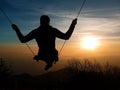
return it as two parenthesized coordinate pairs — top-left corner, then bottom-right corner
(1, 0), (120, 44)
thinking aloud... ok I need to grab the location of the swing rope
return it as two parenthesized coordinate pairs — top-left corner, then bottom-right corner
(58, 0), (87, 56)
(0, 8), (13, 24)
(0, 7), (35, 56)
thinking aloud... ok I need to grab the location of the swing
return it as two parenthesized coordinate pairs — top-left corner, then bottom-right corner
(0, 0), (87, 70)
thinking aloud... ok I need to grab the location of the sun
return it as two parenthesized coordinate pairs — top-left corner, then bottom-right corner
(81, 36), (99, 50)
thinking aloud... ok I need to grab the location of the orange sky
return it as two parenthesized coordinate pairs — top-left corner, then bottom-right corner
(0, 40), (120, 75)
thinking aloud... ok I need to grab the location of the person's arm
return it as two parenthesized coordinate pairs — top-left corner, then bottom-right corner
(65, 18), (77, 39)
(11, 24), (34, 43)
(55, 18), (77, 40)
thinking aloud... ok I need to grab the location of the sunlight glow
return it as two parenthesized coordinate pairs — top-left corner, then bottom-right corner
(81, 36), (99, 50)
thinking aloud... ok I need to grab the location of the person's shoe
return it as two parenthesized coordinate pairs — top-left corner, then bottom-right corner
(33, 55), (39, 62)
(54, 59), (58, 64)
(44, 63), (52, 71)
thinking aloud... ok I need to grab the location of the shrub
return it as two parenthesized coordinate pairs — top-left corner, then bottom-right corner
(66, 59), (120, 90)
(0, 57), (12, 88)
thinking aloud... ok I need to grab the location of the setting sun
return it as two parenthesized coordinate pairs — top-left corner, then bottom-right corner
(81, 36), (99, 50)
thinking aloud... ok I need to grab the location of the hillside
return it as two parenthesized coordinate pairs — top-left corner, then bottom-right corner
(0, 59), (120, 90)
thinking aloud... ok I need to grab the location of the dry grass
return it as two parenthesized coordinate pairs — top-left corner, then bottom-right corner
(65, 59), (120, 90)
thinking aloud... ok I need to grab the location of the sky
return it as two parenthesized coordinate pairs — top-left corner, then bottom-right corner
(0, 0), (120, 75)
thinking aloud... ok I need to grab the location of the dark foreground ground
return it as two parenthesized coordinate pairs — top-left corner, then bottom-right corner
(0, 59), (120, 90)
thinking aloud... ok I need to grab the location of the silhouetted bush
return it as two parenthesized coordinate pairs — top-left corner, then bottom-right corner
(0, 57), (12, 88)
(66, 59), (120, 90)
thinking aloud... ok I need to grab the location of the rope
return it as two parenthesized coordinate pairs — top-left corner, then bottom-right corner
(58, 40), (67, 55)
(0, 7), (35, 56)
(59, 0), (87, 56)
(25, 43), (35, 55)
(0, 8), (12, 24)
(76, 0), (87, 18)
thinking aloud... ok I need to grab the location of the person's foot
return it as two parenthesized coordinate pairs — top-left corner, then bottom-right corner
(44, 63), (52, 71)
(33, 55), (39, 62)
(54, 59), (58, 64)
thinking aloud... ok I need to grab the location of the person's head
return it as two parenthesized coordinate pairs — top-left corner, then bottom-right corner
(40, 15), (50, 26)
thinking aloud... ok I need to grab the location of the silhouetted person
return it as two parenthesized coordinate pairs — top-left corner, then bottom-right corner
(11, 15), (77, 70)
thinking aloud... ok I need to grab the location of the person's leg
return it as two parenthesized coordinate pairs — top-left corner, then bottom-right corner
(44, 59), (53, 71)
(33, 55), (39, 61)
(54, 55), (58, 64)
(52, 49), (58, 64)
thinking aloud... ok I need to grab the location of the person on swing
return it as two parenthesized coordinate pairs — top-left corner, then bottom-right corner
(11, 15), (77, 70)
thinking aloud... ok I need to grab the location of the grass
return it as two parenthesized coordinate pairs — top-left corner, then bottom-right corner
(68, 58), (120, 75)
(66, 59), (120, 90)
